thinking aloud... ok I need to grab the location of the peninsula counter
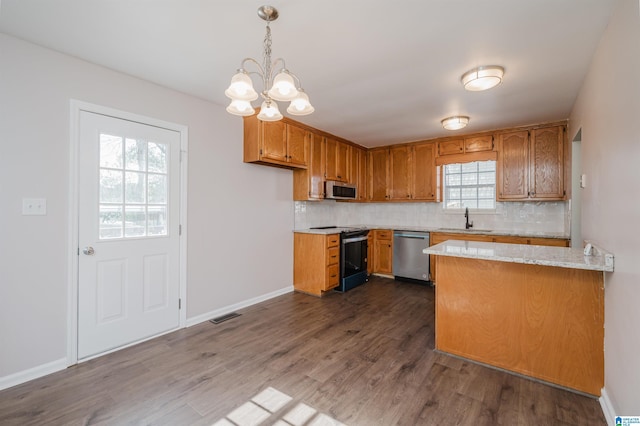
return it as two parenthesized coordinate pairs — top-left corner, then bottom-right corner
(423, 240), (614, 396)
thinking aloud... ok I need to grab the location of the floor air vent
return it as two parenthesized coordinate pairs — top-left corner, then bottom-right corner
(210, 312), (241, 324)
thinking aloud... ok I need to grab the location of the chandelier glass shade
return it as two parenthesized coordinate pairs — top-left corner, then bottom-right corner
(225, 6), (313, 121)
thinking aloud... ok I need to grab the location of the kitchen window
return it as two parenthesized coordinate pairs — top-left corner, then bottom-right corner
(443, 160), (496, 210)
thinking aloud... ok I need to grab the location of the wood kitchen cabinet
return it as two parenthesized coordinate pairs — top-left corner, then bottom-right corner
(464, 135), (494, 153)
(389, 146), (411, 200)
(349, 146), (368, 201)
(376, 142), (437, 202)
(497, 125), (565, 201)
(438, 135), (494, 157)
(373, 229), (393, 274)
(429, 232), (569, 283)
(293, 233), (340, 296)
(437, 139), (464, 156)
(325, 137), (349, 182)
(411, 142), (437, 201)
(530, 126), (565, 199)
(293, 132), (326, 200)
(244, 115), (309, 169)
(368, 148), (389, 201)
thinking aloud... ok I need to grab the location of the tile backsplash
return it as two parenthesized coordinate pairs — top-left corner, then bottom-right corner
(294, 200), (568, 235)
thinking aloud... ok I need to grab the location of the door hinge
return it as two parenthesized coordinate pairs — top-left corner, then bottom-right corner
(259, 149), (263, 155)
(77, 247), (80, 256)
(179, 224), (182, 236)
(179, 298), (182, 309)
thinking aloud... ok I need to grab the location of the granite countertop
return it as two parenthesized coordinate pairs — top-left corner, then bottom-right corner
(423, 240), (614, 272)
(294, 225), (569, 239)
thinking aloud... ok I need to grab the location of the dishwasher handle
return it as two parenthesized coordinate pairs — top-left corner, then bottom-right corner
(395, 234), (428, 240)
(394, 231), (429, 240)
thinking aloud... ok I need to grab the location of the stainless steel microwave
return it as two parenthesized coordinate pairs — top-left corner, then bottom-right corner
(325, 180), (357, 200)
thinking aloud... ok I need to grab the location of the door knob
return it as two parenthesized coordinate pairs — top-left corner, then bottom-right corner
(83, 247), (95, 255)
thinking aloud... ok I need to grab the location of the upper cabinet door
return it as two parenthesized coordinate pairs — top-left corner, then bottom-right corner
(325, 138), (349, 182)
(464, 135), (494, 153)
(349, 146), (367, 201)
(260, 120), (288, 163)
(389, 146), (411, 200)
(325, 137), (338, 181)
(369, 148), (389, 201)
(286, 124), (309, 167)
(438, 139), (464, 156)
(357, 148), (368, 201)
(336, 142), (350, 182)
(530, 126), (564, 199)
(497, 131), (529, 200)
(412, 142), (436, 201)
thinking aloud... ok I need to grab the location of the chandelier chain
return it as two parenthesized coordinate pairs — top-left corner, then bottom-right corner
(262, 22), (273, 99)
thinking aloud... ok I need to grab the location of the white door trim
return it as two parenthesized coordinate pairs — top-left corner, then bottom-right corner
(67, 100), (188, 365)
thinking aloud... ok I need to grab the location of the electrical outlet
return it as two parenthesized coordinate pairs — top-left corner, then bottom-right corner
(22, 198), (47, 215)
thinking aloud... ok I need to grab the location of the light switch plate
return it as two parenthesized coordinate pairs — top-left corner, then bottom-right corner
(22, 198), (47, 215)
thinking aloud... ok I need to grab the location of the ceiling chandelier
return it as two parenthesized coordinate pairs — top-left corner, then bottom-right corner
(225, 5), (314, 122)
(461, 66), (505, 91)
(441, 116), (470, 131)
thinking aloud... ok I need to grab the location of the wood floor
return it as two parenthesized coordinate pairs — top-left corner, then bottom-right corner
(0, 276), (606, 425)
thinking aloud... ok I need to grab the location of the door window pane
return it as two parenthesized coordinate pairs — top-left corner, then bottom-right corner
(125, 172), (146, 204)
(125, 138), (147, 171)
(100, 170), (123, 203)
(98, 134), (169, 239)
(124, 205), (146, 237)
(148, 174), (167, 204)
(99, 205), (123, 239)
(148, 206), (167, 236)
(148, 142), (167, 173)
(100, 134), (123, 168)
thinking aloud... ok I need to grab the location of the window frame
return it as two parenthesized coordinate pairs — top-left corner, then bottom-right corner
(441, 159), (497, 213)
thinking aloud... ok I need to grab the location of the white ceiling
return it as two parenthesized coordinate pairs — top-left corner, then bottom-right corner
(0, 0), (615, 147)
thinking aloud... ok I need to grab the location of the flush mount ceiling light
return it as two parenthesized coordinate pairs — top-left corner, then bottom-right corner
(461, 66), (505, 91)
(225, 5), (314, 121)
(441, 116), (470, 131)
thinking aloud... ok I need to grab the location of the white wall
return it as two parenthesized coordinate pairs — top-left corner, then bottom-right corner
(0, 34), (293, 381)
(568, 0), (640, 416)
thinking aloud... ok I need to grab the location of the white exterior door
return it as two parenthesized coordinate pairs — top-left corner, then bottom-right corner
(78, 111), (181, 359)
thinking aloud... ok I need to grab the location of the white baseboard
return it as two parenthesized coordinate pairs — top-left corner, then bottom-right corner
(600, 387), (617, 426)
(186, 285), (294, 327)
(0, 358), (67, 392)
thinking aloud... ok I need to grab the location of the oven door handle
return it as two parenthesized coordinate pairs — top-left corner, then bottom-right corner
(342, 236), (368, 244)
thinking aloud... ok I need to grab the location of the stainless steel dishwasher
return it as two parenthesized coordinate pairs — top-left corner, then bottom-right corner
(393, 230), (430, 283)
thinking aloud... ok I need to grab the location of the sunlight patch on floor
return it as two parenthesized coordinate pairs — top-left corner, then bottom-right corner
(212, 386), (346, 426)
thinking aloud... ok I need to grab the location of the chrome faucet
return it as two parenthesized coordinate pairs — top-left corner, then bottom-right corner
(465, 207), (474, 230)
